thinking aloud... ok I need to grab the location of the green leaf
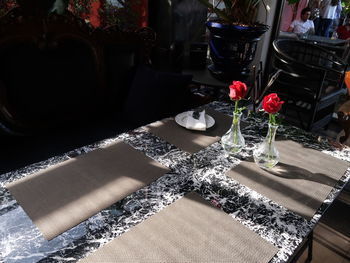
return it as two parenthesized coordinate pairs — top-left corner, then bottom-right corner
(196, 0), (233, 23)
(196, 0), (267, 26)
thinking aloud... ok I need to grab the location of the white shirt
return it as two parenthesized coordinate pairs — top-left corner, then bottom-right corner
(320, 0), (338, 19)
(290, 19), (315, 34)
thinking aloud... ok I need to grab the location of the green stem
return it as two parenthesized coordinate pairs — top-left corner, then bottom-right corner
(232, 100), (240, 145)
(234, 100), (239, 114)
(232, 111), (239, 146)
(268, 125), (273, 160)
(269, 113), (276, 126)
(267, 116), (277, 161)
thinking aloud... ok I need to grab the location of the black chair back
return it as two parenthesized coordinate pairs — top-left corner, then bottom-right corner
(269, 39), (347, 131)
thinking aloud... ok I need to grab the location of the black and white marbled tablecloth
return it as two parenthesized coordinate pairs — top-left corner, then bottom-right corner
(0, 101), (349, 263)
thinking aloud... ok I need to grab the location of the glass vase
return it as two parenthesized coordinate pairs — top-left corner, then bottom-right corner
(253, 123), (279, 169)
(221, 112), (245, 154)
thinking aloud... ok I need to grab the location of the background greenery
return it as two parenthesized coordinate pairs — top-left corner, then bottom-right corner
(342, 0), (350, 15)
(0, 0), (141, 29)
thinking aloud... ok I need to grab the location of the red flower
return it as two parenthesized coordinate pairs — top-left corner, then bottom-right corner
(229, 81), (247, 101)
(262, 93), (284, 114)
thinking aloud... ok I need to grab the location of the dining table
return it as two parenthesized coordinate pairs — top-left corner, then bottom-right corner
(0, 100), (349, 263)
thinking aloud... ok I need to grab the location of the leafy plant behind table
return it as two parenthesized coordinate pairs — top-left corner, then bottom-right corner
(196, 0), (268, 26)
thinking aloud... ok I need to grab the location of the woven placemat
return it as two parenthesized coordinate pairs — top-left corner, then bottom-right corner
(6, 140), (169, 240)
(79, 192), (278, 263)
(145, 108), (234, 153)
(227, 139), (349, 220)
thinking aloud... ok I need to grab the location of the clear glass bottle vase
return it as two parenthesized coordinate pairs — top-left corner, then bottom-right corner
(253, 123), (279, 169)
(221, 112), (245, 154)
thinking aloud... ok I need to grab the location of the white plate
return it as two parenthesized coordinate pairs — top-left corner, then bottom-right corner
(175, 111), (215, 130)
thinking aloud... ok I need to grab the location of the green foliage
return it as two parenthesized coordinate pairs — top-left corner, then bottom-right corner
(70, 0), (98, 17)
(0, 0), (16, 17)
(0, 0), (141, 29)
(342, 0), (350, 15)
(196, 0), (267, 26)
(268, 113), (283, 126)
(286, 0), (300, 5)
(69, 0), (141, 29)
(103, 0), (141, 30)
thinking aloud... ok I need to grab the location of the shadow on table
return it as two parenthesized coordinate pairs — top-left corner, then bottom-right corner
(265, 162), (338, 187)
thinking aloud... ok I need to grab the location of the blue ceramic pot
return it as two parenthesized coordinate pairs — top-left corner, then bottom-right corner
(206, 21), (268, 81)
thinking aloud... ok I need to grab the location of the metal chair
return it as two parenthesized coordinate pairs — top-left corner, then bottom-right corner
(267, 39), (347, 131)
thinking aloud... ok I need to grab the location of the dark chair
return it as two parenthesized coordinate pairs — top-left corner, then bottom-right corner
(337, 77), (350, 144)
(268, 39), (347, 131)
(249, 61), (263, 112)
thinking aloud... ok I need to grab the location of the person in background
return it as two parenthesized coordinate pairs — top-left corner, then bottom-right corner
(287, 7), (315, 34)
(317, 0), (340, 37)
(337, 13), (350, 40)
(309, 0), (322, 33)
(329, 0), (342, 38)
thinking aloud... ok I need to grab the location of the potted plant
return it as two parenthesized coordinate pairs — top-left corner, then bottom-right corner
(196, 0), (269, 81)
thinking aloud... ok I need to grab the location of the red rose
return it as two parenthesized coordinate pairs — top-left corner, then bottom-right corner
(229, 81), (247, 101)
(262, 93), (284, 114)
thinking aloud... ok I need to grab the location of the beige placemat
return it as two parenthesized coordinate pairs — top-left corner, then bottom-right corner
(145, 108), (234, 153)
(6, 140), (170, 240)
(79, 192), (278, 263)
(227, 139), (349, 220)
